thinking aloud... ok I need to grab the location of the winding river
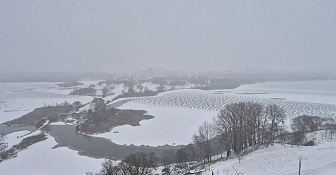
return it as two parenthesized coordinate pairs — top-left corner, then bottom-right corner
(0, 125), (180, 159)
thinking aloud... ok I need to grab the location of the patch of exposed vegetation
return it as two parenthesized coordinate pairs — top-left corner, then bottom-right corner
(112, 89), (160, 102)
(0, 133), (47, 160)
(77, 107), (154, 135)
(70, 87), (96, 96)
(56, 81), (83, 87)
(2, 105), (73, 126)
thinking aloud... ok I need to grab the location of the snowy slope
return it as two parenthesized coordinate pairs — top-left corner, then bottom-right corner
(202, 131), (336, 175)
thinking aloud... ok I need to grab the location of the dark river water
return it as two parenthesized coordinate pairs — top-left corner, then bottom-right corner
(0, 125), (35, 135)
(0, 125), (180, 159)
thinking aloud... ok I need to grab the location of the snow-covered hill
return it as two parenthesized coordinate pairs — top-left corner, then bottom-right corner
(200, 131), (336, 175)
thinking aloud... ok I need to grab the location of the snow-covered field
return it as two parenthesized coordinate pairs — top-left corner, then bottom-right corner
(102, 80), (336, 146)
(96, 103), (218, 146)
(233, 80), (336, 105)
(130, 85), (336, 120)
(0, 82), (93, 124)
(1, 80), (336, 174)
(0, 132), (103, 175)
(201, 131), (336, 175)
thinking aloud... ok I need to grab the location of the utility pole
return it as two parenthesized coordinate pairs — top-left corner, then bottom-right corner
(294, 154), (308, 175)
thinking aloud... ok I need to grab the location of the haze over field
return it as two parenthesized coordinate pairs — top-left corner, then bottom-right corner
(1, 0), (336, 73)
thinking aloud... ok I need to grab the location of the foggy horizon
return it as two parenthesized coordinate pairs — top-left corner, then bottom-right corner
(1, 1), (336, 174)
(1, 0), (336, 73)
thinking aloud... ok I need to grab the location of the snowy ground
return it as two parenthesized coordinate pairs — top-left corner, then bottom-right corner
(97, 80), (336, 146)
(0, 132), (103, 175)
(232, 80), (336, 105)
(96, 103), (217, 146)
(201, 131), (336, 175)
(102, 84), (125, 102)
(130, 88), (336, 120)
(4, 130), (32, 149)
(3, 128), (46, 151)
(1, 80), (336, 174)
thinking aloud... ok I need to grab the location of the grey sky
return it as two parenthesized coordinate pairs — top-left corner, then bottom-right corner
(0, 0), (335, 73)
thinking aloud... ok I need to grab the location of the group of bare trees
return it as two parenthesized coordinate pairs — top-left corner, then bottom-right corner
(192, 121), (216, 162)
(291, 115), (335, 133)
(290, 115), (336, 145)
(191, 102), (336, 163)
(87, 152), (158, 175)
(192, 102), (286, 162)
(70, 87), (96, 96)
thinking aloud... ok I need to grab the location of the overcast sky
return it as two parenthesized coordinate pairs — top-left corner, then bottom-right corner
(0, 0), (335, 73)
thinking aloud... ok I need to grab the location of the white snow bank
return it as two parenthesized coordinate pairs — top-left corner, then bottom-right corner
(4, 130), (32, 149)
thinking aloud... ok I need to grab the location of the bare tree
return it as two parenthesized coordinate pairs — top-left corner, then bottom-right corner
(193, 121), (216, 162)
(102, 88), (109, 98)
(91, 98), (106, 112)
(100, 159), (122, 175)
(265, 104), (285, 143)
(291, 115), (323, 133)
(72, 101), (82, 111)
(87, 159), (125, 175)
(216, 102), (250, 154)
(160, 150), (175, 175)
(122, 152), (158, 175)
(175, 145), (196, 168)
(290, 131), (305, 146)
(215, 102), (278, 156)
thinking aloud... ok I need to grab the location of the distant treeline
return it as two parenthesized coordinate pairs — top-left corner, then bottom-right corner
(100, 76), (241, 91)
(70, 87), (96, 96)
(56, 81), (83, 87)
